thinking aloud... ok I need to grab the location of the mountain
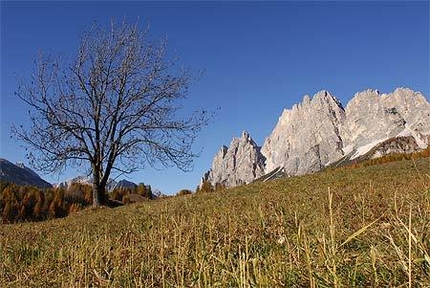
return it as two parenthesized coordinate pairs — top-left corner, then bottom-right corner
(113, 180), (166, 198)
(0, 159), (52, 188)
(56, 176), (117, 192)
(202, 131), (266, 187)
(114, 179), (137, 190)
(57, 177), (166, 198)
(152, 189), (167, 199)
(56, 175), (92, 189)
(339, 88), (429, 157)
(262, 90), (346, 175)
(202, 87), (430, 188)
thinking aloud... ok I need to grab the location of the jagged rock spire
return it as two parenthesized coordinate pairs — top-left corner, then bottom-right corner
(202, 131), (266, 187)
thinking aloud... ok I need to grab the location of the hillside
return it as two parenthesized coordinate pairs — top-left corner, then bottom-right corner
(1, 157), (429, 287)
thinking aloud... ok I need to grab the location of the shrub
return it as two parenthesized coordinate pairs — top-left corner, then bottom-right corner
(198, 180), (214, 193)
(176, 189), (192, 196)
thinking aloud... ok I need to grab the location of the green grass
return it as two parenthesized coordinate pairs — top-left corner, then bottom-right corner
(1, 157), (429, 287)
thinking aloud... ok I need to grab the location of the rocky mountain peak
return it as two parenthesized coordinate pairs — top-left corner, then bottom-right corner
(241, 130), (251, 141)
(341, 87), (430, 154)
(201, 131), (266, 187)
(314, 89), (331, 100)
(261, 90), (346, 173)
(394, 87), (413, 94)
(302, 94), (311, 104)
(312, 90), (343, 108)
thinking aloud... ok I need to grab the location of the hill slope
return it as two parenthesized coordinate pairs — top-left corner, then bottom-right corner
(1, 157), (429, 287)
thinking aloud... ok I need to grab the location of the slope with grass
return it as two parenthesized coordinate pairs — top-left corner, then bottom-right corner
(1, 157), (429, 287)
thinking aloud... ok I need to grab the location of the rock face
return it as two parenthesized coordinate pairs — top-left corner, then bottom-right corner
(340, 88), (430, 158)
(0, 159), (52, 188)
(202, 87), (430, 188)
(261, 90), (346, 175)
(202, 131), (266, 187)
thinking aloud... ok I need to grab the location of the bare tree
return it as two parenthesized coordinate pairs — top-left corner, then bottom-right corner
(12, 20), (210, 206)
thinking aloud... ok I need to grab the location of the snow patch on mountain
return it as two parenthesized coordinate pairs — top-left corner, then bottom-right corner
(350, 139), (387, 159)
(396, 125), (428, 149)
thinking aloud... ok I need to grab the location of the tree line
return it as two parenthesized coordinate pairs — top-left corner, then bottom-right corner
(0, 181), (153, 224)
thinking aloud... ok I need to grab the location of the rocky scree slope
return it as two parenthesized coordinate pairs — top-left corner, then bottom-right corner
(202, 87), (430, 188)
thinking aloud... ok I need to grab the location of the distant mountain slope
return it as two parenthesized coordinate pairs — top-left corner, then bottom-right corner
(0, 158), (52, 188)
(114, 179), (137, 190)
(56, 176), (117, 192)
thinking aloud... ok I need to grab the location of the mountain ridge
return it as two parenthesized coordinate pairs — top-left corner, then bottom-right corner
(201, 87), (430, 188)
(0, 158), (52, 188)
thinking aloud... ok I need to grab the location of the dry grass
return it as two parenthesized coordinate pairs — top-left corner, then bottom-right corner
(1, 157), (429, 287)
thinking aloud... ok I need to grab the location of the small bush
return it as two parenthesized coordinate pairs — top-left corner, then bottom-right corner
(176, 189), (192, 196)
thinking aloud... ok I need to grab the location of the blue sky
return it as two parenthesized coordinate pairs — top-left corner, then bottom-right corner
(1, 1), (429, 194)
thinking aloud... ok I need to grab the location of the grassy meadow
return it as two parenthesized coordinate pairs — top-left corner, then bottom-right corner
(1, 157), (429, 287)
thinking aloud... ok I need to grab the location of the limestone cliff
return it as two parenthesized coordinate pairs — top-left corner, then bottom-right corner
(261, 90), (346, 175)
(202, 131), (265, 187)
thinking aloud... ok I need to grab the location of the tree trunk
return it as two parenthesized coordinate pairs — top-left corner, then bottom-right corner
(92, 165), (105, 207)
(92, 183), (101, 207)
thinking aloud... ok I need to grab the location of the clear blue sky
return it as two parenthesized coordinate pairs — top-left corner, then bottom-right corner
(1, 1), (429, 194)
